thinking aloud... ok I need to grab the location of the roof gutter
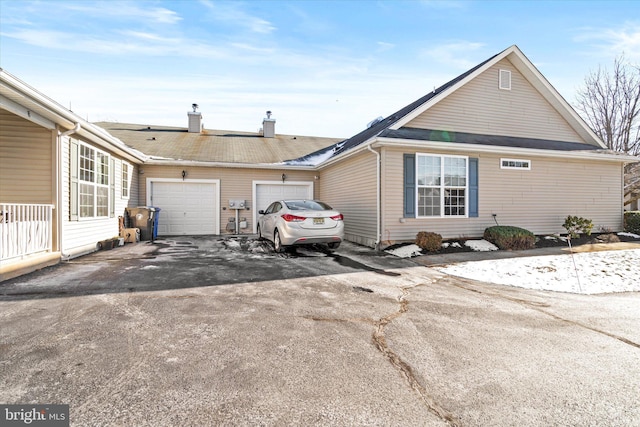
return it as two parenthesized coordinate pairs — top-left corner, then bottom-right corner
(59, 122), (81, 137)
(144, 158), (318, 171)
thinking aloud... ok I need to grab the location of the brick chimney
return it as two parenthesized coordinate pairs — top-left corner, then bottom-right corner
(188, 103), (202, 133)
(262, 110), (275, 138)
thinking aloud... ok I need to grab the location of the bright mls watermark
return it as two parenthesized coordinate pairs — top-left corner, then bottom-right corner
(1, 405), (69, 426)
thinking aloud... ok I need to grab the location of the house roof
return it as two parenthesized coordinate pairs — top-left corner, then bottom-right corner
(95, 122), (342, 166)
(0, 68), (146, 163)
(286, 45), (613, 167)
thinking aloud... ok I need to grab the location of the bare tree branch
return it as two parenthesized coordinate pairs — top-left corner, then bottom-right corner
(575, 56), (640, 208)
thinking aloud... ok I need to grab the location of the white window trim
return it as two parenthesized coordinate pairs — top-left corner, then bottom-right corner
(78, 142), (111, 220)
(416, 154), (469, 218)
(122, 161), (131, 199)
(499, 69), (511, 90)
(501, 158), (531, 170)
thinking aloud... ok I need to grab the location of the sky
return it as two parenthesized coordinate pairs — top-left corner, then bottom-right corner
(1, 0), (639, 138)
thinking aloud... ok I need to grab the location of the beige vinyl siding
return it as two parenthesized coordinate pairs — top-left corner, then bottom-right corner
(140, 165), (317, 233)
(61, 137), (139, 256)
(319, 152), (378, 247)
(382, 147), (624, 242)
(406, 58), (585, 144)
(0, 110), (53, 203)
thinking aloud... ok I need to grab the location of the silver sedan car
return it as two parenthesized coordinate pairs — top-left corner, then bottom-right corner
(257, 200), (344, 252)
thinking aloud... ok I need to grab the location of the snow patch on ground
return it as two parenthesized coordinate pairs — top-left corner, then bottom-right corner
(387, 239), (498, 258)
(434, 249), (640, 294)
(386, 244), (422, 258)
(464, 239), (499, 251)
(618, 232), (640, 239)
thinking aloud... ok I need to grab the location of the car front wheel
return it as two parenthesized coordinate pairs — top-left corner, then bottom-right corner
(257, 224), (264, 241)
(273, 229), (284, 253)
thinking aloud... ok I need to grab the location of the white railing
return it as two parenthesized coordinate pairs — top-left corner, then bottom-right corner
(1, 203), (54, 261)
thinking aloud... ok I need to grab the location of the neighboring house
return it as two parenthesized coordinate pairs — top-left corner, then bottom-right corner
(291, 45), (637, 248)
(0, 68), (146, 280)
(1, 45), (638, 281)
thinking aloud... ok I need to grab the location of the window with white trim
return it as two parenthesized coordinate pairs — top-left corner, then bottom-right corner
(122, 161), (131, 199)
(79, 143), (110, 218)
(416, 154), (468, 217)
(501, 158), (531, 170)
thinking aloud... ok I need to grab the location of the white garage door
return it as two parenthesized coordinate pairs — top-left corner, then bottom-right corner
(254, 182), (313, 231)
(150, 180), (218, 236)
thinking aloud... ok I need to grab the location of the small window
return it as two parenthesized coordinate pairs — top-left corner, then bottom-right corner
(501, 158), (531, 170)
(499, 69), (511, 90)
(122, 162), (131, 199)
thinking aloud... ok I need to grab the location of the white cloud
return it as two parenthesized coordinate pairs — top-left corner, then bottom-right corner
(575, 22), (640, 61)
(63, 2), (182, 24)
(199, 0), (276, 34)
(377, 41), (395, 52)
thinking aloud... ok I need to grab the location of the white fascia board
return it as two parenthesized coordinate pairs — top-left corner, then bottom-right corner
(374, 137), (638, 163)
(143, 158), (317, 170)
(0, 94), (56, 129)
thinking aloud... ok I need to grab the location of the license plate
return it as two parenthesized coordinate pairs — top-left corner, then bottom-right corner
(313, 218), (325, 225)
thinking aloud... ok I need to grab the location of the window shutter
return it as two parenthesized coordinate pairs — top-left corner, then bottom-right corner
(70, 138), (79, 221)
(403, 154), (415, 218)
(110, 158), (116, 218)
(469, 157), (479, 217)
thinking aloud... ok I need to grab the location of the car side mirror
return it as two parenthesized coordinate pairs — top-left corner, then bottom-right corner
(258, 210), (265, 215)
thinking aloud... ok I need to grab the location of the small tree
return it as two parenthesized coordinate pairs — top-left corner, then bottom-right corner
(575, 55), (640, 208)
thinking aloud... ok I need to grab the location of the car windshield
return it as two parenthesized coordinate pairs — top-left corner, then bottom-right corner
(284, 200), (333, 211)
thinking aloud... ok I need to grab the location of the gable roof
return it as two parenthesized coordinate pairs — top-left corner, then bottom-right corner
(96, 122), (342, 167)
(286, 45), (611, 167)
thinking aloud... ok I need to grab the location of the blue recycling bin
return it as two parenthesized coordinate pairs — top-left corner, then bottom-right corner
(151, 207), (161, 240)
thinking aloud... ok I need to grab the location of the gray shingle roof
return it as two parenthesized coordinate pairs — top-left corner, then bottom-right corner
(380, 128), (601, 151)
(94, 122), (342, 164)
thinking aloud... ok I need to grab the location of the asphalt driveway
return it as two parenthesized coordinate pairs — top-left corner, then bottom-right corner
(1, 237), (639, 426)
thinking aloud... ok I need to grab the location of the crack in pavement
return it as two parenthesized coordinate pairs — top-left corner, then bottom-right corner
(307, 284), (460, 427)
(372, 286), (460, 427)
(447, 278), (640, 350)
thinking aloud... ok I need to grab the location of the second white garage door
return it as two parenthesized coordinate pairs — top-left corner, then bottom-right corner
(254, 182), (313, 232)
(149, 180), (219, 236)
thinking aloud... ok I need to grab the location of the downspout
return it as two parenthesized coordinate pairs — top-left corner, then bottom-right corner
(57, 123), (81, 259)
(367, 144), (381, 250)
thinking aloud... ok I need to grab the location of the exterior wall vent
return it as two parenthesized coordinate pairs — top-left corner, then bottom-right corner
(499, 69), (511, 90)
(262, 110), (275, 138)
(188, 103), (202, 133)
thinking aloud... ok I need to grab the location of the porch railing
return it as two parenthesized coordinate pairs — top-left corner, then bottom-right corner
(1, 203), (54, 261)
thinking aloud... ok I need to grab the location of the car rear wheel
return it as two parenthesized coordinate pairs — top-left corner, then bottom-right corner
(273, 229), (284, 253)
(327, 242), (340, 251)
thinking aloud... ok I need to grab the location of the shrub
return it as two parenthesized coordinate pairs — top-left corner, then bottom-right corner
(415, 231), (443, 252)
(624, 211), (640, 234)
(483, 226), (535, 250)
(562, 215), (594, 238)
(596, 233), (620, 243)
